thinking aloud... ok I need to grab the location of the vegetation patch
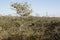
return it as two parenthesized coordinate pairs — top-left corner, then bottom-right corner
(0, 16), (60, 40)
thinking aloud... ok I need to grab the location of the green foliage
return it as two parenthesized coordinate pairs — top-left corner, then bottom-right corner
(11, 2), (32, 16)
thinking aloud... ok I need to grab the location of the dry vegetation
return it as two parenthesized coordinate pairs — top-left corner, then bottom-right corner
(0, 16), (60, 40)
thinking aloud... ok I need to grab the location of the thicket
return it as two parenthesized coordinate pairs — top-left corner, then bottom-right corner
(0, 16), (60, 40)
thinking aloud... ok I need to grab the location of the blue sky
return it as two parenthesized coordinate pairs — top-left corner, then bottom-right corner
(0, 0), (60, 17)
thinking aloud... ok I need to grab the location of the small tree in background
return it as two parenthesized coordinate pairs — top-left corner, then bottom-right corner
(11, 2), (32, 16)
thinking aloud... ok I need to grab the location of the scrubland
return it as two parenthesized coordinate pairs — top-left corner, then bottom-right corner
(0, 16), (60, 40)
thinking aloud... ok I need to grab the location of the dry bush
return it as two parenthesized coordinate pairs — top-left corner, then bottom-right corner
(0, 16), (60, 40)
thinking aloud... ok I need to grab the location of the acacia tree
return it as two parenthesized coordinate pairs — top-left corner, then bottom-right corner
(11, 2), (32, 16)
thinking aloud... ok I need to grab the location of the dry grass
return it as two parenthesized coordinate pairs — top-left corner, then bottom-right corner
(0, 16), (60, 40)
